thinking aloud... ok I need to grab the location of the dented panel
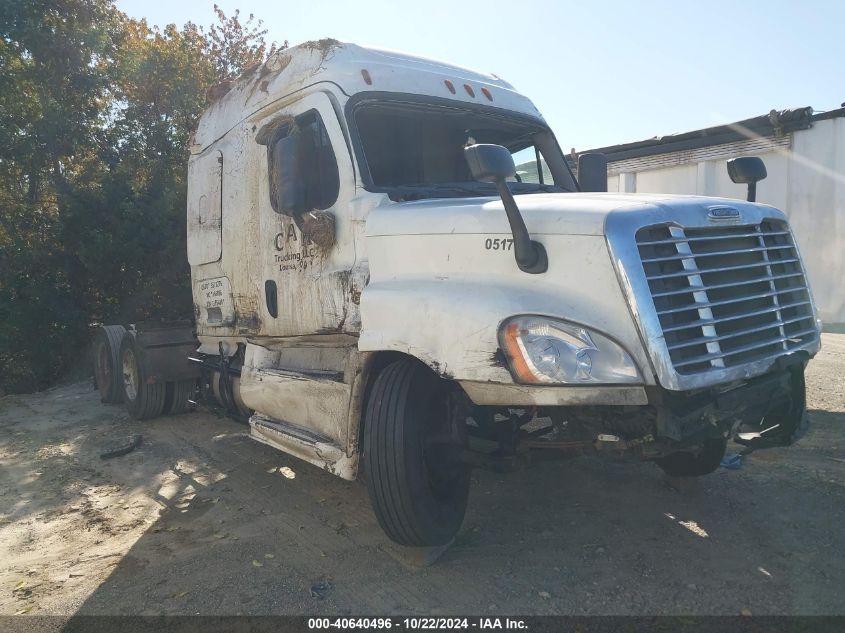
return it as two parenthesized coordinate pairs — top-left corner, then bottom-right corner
(250, 413), (358, 480)
(238, 342), (354, 448)
(359, 231), (655, 385)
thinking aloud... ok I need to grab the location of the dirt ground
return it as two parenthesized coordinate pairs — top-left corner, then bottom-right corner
(1, 334), (844, 617)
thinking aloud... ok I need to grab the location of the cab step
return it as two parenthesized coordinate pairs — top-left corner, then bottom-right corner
(248, 413), (357, 480)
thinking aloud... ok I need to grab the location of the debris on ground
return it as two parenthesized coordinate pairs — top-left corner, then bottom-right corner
(720, 453), (743, 470)
(310, 580), (332, 599)
(99, 434), (142, 460)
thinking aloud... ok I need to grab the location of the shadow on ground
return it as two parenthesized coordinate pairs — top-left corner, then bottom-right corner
(65, 408), (845, 616)
(1, 335), (844, 617)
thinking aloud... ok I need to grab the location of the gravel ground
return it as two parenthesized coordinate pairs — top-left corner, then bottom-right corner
(1, 334), (843, 617)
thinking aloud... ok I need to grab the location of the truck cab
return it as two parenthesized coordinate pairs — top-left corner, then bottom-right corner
(170, 41), (821, 546)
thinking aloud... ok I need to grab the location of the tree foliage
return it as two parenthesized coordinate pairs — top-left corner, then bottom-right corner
(0, 1), (277, 393)
(207, 5), (282, 81)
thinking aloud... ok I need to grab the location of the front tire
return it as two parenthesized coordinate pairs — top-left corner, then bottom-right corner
(655, 438), (727, 477)
(119, 332), (166, 420)
(363, 359), (470, 546)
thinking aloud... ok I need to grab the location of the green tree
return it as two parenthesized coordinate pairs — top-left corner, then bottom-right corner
(0, 0), (120, 392)
(207, 4), (282, 82)
(0, 1), (277, 393)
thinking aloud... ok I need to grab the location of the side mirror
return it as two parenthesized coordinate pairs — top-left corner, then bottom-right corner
(727, 156), (767, 202)
(464, 144), (548, 274)
(577, 153), (608, 193)
(269, 133), (307, 216)
(464, 143), (516, 182)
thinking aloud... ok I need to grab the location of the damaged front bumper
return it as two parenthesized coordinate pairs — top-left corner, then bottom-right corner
(648, 355), (809, 453)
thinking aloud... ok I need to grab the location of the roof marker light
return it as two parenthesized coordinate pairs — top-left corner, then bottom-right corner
(444, 79), (456, 94)
(481, 87), (493, 101)
(464, 84), (475, 97)
(361, 69), (372, 85)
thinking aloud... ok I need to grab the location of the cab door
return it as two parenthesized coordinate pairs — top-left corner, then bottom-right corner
(254, 92), (359, 337)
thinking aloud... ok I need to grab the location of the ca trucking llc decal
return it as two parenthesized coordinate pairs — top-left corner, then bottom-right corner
(273, 220), (319, 273)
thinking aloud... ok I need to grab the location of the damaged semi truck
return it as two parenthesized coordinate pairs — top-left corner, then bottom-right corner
(93, 41), (822, 546)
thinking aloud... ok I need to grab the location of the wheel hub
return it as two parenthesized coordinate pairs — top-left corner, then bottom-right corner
(122, 349), (138, 402)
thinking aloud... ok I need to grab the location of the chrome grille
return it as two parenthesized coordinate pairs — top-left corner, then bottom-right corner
(635, 221), (817, 376)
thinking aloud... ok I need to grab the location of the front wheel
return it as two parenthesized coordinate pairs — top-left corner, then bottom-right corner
(654, 437), (727, 477)
(363, 359), (470, 546)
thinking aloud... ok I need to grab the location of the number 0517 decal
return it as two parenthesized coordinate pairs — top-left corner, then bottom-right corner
(484, 238), (514, 251)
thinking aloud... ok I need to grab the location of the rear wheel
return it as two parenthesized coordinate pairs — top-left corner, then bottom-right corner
(93, 325), (126, 404)
(363, 359), (470, 546)
(655, 437), (727, 477)
(164, 379), (196, 415)
(119, 332), (166, 420)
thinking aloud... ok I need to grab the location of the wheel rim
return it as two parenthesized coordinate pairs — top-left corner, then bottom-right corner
(122, 349), (139, 402)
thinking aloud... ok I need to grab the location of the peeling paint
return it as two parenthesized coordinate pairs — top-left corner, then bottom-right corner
(206, 78), (233, 102)
(349, 286), (362, 305)
(298, 38), (341, 71)
(490, 348), (508, 369)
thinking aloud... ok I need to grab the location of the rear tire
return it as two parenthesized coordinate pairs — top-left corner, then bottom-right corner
(655, 438), (727, 477)
(164, 380), (196, 415)
(94, 325), (126, 404)
(363, 359), (470, 546)
(119, 332), (166, 420)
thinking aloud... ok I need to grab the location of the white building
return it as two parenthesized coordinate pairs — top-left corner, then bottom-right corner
(578, 106), (845, 329)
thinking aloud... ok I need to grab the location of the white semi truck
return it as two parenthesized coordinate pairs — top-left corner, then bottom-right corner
(93, 41), (821, 546)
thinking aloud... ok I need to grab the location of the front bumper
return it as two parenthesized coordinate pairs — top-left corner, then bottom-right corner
(648, 357), (809, 450)
(459, 381), (648, 406)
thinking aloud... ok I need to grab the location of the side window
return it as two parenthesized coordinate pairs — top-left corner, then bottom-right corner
(267, 109), (339, 216)
(510, 145), (552, 184)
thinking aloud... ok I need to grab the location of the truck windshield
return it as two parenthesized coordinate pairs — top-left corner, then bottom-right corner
(352, 100), (575, 201)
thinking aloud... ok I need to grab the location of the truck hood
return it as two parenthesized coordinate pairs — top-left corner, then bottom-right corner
(366, 192), (771, 237)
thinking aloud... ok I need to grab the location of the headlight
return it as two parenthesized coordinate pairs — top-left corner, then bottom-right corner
(499, 316), (641, 385)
